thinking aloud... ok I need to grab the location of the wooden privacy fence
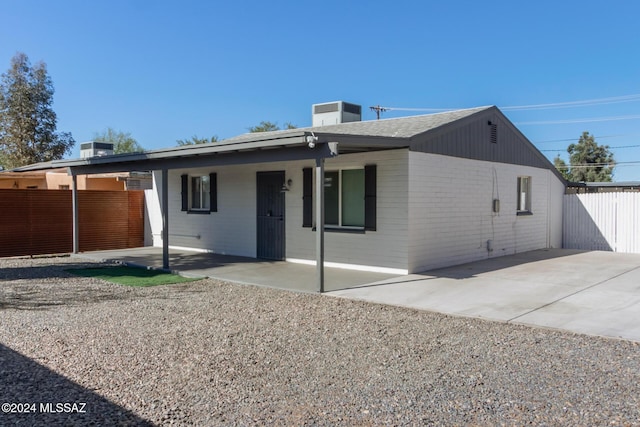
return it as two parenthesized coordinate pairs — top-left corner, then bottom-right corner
(0, 189), (145, 258)
(563, 192), (640, 253)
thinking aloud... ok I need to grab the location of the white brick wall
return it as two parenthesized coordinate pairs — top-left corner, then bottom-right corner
(147, 149), (563, 275)
(407, 152), (564, 273)
(288, 150), (409, 272)
(149, 150), (409, 272)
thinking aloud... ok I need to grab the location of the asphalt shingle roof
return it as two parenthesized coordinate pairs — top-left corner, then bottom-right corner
(10, 106), (496, 172)
(222, 106), (493, 144)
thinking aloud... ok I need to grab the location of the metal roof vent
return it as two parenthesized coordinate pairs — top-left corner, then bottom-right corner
(80, 141), (114, 158)
(312, 101), (362, 127)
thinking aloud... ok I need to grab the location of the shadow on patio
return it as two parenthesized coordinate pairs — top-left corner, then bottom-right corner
(76, 247), (400, 293)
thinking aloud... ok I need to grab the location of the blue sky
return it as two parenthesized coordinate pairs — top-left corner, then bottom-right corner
(2, 1), (640, 181)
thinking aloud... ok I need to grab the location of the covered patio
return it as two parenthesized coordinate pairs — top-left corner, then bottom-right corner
(15, 127), (408, 293)
(76, 247), (400, 293)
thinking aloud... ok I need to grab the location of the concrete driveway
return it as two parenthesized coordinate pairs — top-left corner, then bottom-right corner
(328, 249), (640, 343)
(80, 247), (640, 342)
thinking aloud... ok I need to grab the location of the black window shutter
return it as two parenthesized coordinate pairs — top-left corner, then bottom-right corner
(209, 173), (217, 212)
(181, 174), (188, 211)
(364, 164), (377, 231)
(302, 167), (313, 227)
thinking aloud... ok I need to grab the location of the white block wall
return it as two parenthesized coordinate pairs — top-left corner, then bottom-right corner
(148, 149), (410, 272)
(146, 149), (563, 275)
(407, 152), (564, 273)
(288, 150), (409, 272)
(155, 161), (298, 257)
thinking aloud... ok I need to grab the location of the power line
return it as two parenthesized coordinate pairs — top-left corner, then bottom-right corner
(384, 107), (456, 113)
(501, 93), (640, 111)
(540, 144), (640, 152)
(377, 92), (640, 114)
(564, 161), (640, 168)
(533, 134), (635, 144)
(515, 114), (640, 125)
(369, 105), (389, 120)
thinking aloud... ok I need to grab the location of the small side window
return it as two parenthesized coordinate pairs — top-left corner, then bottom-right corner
(191, 175), (210, 211)
(517, 176), (532, 214)
(181, 173), (217, 214)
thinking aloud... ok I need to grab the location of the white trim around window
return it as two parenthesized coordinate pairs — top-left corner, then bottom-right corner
(324, 168), (365, 229)
(190, 175), (211, 211)
(517, 176), (532, 215)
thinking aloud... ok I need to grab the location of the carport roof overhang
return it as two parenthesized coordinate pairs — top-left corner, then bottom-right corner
(16, 132), (410, 175)
(30, 130), (409, 292)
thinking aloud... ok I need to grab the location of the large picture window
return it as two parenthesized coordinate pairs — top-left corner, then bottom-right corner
(301, 165), (375, 231)
(517, 176), (531, 214)
(324, 169), (365, 228)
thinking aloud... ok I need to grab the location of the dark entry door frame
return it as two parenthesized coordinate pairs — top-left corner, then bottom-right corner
(256, 171), (286, 260)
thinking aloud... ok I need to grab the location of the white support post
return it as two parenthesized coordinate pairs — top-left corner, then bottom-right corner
(315, 157), (325, 292)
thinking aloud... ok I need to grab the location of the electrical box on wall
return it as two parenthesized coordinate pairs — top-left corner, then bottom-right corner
(492, 199), (500, 213)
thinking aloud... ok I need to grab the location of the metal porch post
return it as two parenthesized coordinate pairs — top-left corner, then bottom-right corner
(315, 157), (325, 292)
(161, 169), (169, 270)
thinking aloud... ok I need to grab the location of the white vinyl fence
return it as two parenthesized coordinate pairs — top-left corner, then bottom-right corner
(563, 192), (640, 253)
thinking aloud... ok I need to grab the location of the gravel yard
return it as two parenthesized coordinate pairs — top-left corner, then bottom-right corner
(1, 256), (639, 426)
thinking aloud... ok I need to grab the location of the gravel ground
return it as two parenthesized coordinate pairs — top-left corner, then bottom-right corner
(1, 256), (639, 426)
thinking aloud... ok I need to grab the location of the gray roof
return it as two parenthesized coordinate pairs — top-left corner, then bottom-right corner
(13, 106), (494, 173)
(10, 104), (567, 185)
(222, 106), (491, 144)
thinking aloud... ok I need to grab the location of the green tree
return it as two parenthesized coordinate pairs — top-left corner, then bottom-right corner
(176, 135), (218, 146)
(0, 52), (74, 169)
(553, 155), (571, 181)
(93, 128), (144, 154)
(248, 121), (297, 133)
(566, 131), (615, 182)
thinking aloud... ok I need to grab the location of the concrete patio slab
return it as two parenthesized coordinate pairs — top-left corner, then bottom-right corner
(75, 247), (397, 293)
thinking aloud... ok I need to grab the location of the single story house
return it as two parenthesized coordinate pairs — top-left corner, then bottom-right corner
(16, 103), (566, 291)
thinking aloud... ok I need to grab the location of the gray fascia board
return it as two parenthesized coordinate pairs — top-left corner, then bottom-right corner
(313, 133), (410, 149)
(49, 135), (307, 171)
(67, 143), (335, 175)
(217, 130), (307, 144)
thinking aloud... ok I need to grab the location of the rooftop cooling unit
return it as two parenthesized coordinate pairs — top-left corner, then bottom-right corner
(80, 141), (114, 158)
(312, 101), (362, 127)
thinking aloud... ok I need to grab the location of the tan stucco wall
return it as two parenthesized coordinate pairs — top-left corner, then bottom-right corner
(0, 178), (46, 189)
(45, 173), (125, 190)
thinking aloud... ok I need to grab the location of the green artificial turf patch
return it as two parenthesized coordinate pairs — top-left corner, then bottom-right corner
(67, 266), (200, 287)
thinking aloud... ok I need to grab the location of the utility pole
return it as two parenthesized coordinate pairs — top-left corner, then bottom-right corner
(369, 105), (389, 120)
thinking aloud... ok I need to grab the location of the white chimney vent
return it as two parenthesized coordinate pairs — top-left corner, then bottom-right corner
(312, 101), (361, 127)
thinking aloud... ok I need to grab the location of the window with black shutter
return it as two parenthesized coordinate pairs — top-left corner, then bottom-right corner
(181, 173), (217, 214)
(302, 165), (376, 231)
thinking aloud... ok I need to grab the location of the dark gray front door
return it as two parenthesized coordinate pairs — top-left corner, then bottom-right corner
(257, 171), (285, 260)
